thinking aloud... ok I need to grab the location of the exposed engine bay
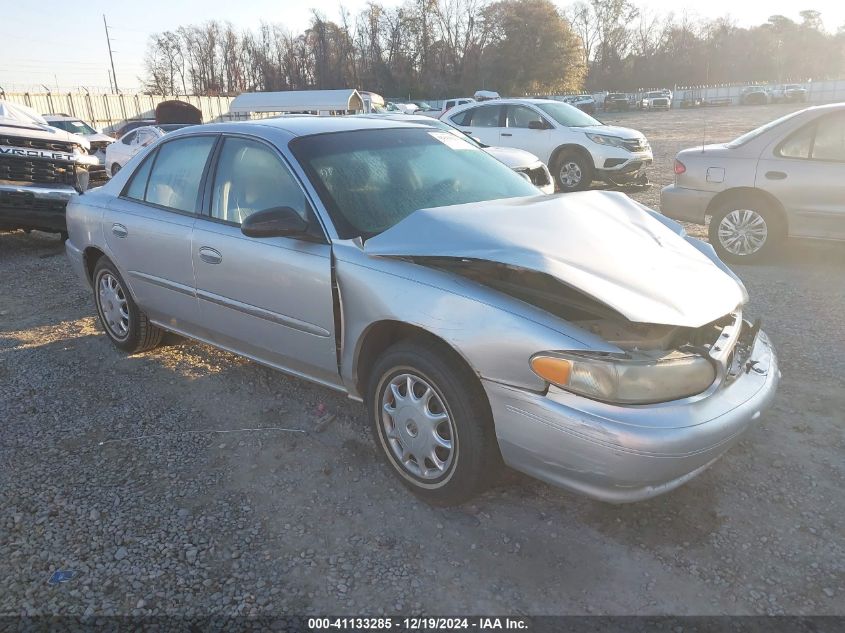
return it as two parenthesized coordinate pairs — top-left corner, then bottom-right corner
(415, 257), (749, 370)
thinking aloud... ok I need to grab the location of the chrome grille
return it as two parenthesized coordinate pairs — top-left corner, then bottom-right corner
(0, 156), (76, 185)
(0, 190), (67, 212)
(0, 135), (76, 153)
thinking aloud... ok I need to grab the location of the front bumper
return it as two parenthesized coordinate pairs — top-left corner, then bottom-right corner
(65, 237), (89, 286)
(595, 151), (653, 183)
(660, 183), (716, 224)
(484, 330), (779, 503)
(0, 182), (78, 232)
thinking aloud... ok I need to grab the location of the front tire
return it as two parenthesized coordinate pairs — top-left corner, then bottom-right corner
(708, 197), (784, 264)
(553, 150), (593, 192)
(93, 257), (163, 353)
(367, 339), (500, 506)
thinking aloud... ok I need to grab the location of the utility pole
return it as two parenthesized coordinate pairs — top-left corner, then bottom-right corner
(103, 14), (119, 93)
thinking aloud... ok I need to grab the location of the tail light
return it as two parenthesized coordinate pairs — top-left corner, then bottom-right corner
(673, 159), (686, 175)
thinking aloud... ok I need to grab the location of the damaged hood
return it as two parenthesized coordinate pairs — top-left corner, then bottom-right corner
(364, 191), (745, 328)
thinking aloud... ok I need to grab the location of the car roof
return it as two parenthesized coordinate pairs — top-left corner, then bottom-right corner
(121, 125), (162, 136)
(43, 114), (83, 121)
(168, 115), (430, 139)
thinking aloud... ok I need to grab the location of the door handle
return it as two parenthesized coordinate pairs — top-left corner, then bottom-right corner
(765, 171), (787, 180)
(501, 133), (513, 137)
(198, 246), (222, 265)
(111, 223), (128, 238)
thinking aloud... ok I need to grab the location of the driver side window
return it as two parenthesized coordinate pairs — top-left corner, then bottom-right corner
(121, 131), (137, 145)
(210, 137), (308, 226)
(506, 106), (546, 129)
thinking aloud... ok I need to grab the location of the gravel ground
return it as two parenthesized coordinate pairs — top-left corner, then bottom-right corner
(1, 104), (843, 617)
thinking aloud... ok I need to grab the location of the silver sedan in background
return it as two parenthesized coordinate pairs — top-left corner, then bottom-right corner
(661, 103), (845, 263)
(65, 117), (778, 506)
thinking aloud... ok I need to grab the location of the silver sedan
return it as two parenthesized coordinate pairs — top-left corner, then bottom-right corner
(661, 103), (845, 263)
(65, 117), (779, 505)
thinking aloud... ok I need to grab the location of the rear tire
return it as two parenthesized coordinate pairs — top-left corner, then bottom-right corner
(93, 257), (163, 353)
(367, 339), (501, 506)
(553, 150), (593, 192)
(708, 196), (785, 264)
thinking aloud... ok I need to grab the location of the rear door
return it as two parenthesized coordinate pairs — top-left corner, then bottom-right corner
(499, 105), (553, 163)
(131, 129), (158, 160)
(758, 111), (845, 239)
(191, 135), (340, 387)
(447, 104), (503, 146)
(103, 134), (217, 332)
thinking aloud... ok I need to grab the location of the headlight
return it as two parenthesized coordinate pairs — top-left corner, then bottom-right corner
(530, 351), (716, 404)
(585, 133), (628, 149)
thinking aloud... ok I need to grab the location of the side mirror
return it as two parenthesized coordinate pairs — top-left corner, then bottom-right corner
(528, 120), (546, 130)
(241, 206), (309, 238)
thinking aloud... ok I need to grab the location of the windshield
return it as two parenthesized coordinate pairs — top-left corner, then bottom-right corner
(48, 119), (97, 135)
(291, 128), (539, 239)
(536, 102), (601, 127)
(646, 92), (663, 99)
(726, 111), (804, 148)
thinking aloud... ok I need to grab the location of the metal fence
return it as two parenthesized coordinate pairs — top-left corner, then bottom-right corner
(409, 79), (845, 111)
(0, 92), (236, 129)
(667, 79), (845, 108)
(4, 82), (843, 129)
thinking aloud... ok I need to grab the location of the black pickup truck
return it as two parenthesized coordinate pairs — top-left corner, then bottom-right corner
(0, 100), (98, 235)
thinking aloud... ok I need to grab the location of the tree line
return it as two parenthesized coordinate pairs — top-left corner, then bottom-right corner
(142, 0), (845, 98)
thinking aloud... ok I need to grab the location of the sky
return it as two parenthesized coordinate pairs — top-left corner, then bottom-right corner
(1, 0), (843, 93)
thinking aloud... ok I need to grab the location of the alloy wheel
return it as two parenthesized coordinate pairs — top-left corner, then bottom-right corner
(380, 372), (456, 481)
(97, 272), (130, 339)
(559, 161), (583, 188)
(717, 209), (768, 257)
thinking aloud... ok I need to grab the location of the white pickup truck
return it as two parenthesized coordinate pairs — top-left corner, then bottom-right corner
(0, 101), (98, 235)
(418, 97), (476, 118)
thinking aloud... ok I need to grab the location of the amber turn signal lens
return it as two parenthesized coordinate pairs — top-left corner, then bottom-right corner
(530, 356), (572, 386)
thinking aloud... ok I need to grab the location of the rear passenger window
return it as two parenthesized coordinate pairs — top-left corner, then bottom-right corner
(124, 151), (155, 201)
(811, 114), (845, 161)
(779, 125), (814, 159)
(144, 136), (215, 213)
(449, 108), (475, 126)
(469, 105), (501, 127)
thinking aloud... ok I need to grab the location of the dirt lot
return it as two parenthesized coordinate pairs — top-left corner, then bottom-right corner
(1, 104), (843, 617)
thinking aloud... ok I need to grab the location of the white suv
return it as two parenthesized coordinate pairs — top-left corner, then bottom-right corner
(443, 98), (652, 191)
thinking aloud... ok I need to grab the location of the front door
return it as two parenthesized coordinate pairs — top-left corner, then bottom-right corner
(500, 105), (553, 163)
(192, 135), (340, 387)
(103, 134), (217, 331)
